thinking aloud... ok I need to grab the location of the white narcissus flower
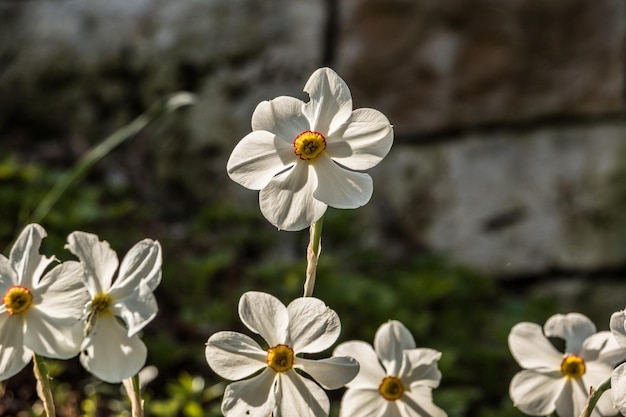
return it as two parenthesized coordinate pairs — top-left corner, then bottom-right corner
(508, 312), (626, 417)
(609, 310), (626, 416)
(205, 291), (359, 417)
(227, 67), (394, 231)
(66, 231), (162, 383)
(0, 224), (88, 380)
(333, 320), (446, 417)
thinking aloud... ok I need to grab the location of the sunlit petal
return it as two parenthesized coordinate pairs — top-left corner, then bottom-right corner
(112, 239), (162, 298)
(205, 331), (267, 381)
(35, 261), (89, 320)
(338, 387), (386, 417)
(66, 231), (119, 294)
(0, 314), (31, 381)
(24, 307), (83, 359)
(401, 348), (443, 389)
(375, 320), (416, 376)
(286, 297), (340, 353)
(112, 290), (157, 337)
(334, 341), (385, 389)
(221, 368), (276, 417)
(277, 371), (329, 417)
(508, 322), (563, 372)
(251, 96), (309, 141)
(302, 67), (353, 136)
(401, 385), (448, 417)
(238, 291), (288, 347)
(312, 155), (373, 209)
(509, 370), (564, 416)
(544, 313), (596, 355)
(10, 224), (54, 289)
(297, 355), (359, 389)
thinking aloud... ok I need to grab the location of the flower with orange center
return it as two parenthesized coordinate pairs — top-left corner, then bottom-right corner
(334, 320), (445, 417)
(508, 313), (626, 417)
(0, 224), (88, 381)
(205, 291), (359, 417)
(227, 67), (394, 231)
(66, 231), (162, 383)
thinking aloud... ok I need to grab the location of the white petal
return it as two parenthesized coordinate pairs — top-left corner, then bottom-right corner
(251, 96), (310, 141)
(112, 290), (158, 337)
(334, 341), (386, 389)
(0, 313), (31, 380)
(238, 292), (288, 347)
(302, 67), (353, 136)
(508, 322), (563, 372)
(286, 297), (340, 353)
(0, 255), (18, 296)
(221, 368), (276, 417)
(610, 310), (626, 348)
(24, 306), (83, 359)
(259, 162), (327, 231)
(555, 378), (589, 417)
(338, 387), (386, 417)
(10, 224), (54, 289)
(205, 331), (267, 381)
(80, 315), (147, 383)
(401, 348), (443, 389)
(312, 155), (373, 209)
(112, 239), (162, 297)
(544, 312), (596, 355)
(227, 130), (296, 190)
(297, 356), (359, 389)
(276, 371), (329, 417)
(327, 108), (393, 171)
(611, 363), (626, 416)
(35, 261), (89, 320)
(583, 361), (613, 394)
(401, 385), (447, 417)
(375, 320), (416, 376)
(509, 369), (565, 415)
(581, 331), (626, 366)
(66, 231), (119, 294)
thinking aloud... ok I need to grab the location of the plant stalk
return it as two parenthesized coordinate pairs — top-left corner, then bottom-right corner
(33, 353), (55, 417)
(303, 216), (324, 297)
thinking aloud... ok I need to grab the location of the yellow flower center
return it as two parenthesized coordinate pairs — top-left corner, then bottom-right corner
(91, 292), (113, 316)
(266, 344), (294, 372)
(379, 376), (405, 401)
(560, 354), (586, 379)
(293, 130), (326, 160)
(3, 285), (33, 315)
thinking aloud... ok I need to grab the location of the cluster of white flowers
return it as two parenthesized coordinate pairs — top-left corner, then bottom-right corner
(0, 224), (162, 383)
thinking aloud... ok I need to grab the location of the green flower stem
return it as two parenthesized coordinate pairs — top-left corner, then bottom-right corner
(33, 353), (55, 417)
(303, 216), (324, 297)
(28, 91), (195, 226)
(129, 373), (144, 417)
(580, 376), (611, 417)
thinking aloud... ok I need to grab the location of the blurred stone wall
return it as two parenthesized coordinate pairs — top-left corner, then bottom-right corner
(2, 0), (625, 280)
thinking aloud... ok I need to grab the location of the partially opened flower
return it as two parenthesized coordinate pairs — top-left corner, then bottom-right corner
(608, 310), (626, 416)
(66, 231), (162, 383)
(0, 224), (87, 380)
(205, 291), (359, 417)
(333, 320), (446, 417)
(227, 67), (394, 231)
(508, 312), (626, 417)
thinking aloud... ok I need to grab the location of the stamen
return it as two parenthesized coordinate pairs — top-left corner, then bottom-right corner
(379, 376), (405, 401)
(293, 130), (326, 161)
(91, 292), (113, 316)
(560, 354), (586, 379)
(266, 344), (295, 372)
(3, 285), (34, 315)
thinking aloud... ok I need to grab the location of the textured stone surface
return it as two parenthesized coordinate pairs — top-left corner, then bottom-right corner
(373, 122), (626, 274)
(336, 0), (626, 135)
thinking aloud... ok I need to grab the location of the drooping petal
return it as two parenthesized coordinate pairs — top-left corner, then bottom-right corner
(227, 131), (296, 191)
(276, 371), (329, 417)
(24, 307), (83, 359)
(286, 297), (340, 353)
(0, 314), (31, 381)
(401, 385), (448, 417)
(10, 224), (54, 289)
(326, 108), (393, 171)
(611, 363), (626, 416)
(297, 355), (359, 390)
(112, 290), (157, 337)
(302, 68), (353, 137)
(581, 331), (626, 366)
(509, 370), (565, 416)
(35, 261), (89, 320)
(220, 368), (276, 417)
(334, 341), (386, 389)
(555, 378), (589, 417)
(259, 162), (327, 231)
(401, 348), (443, 389)
(205, 331), (267, 381)
(66, 231), (119, 294)
(610, 310), (626, 348)
(375, 320), (416, 376)
(508, 322), (563, 372)
(79, 315), (147, 383)
(0, 255), (18, 294)
(251, 96), (309, 141)
(338, 387), (386, 417)
(111, 239), (162, 298)
(238, 292), (288, 347)
(312, 155), (373, 209)
(544, 313), (596, 355)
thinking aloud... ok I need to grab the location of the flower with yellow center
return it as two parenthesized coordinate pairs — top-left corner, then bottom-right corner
(334, 320), (446, 417)
(508, 313), (626, 417)
(227, 67), (394, 231)
(0, 224), (88, 381)
(66, 231), (162, 383)
(205, 291), (359, 417)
